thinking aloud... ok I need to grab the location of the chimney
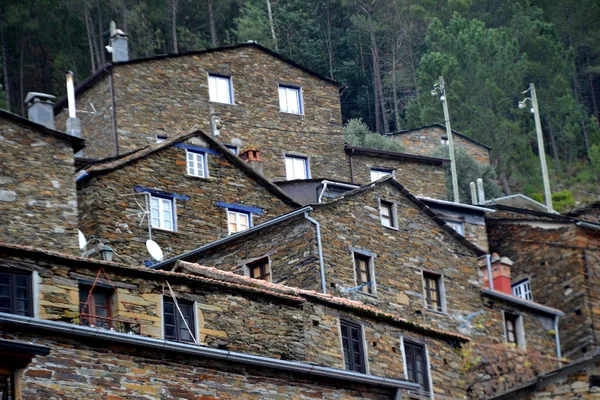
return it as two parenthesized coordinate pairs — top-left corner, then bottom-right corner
(479, 253), (513, 295)
(24, 92), (56, 129)
(106, 21), (129, 62)
(239, 148), (263, 175)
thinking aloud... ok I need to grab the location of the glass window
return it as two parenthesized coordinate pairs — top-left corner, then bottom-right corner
(163, 297), (195, 342)
(150, 196), (175, 231)
(445, 220), (464, 236)
(278, 85), (302, 114)
(354, 253), (374, 295)
(440, 136), (449, 145)
(186, 150), (207, 178)
(370, 169), (393, 182)
(246, 258), (271, 282)
(228, 210), (250, 234)
(0, 270), (32, 316)
(504, 312), (524, 346)
(285, 156), (309, 180)
(79, 286), (112, 329)
(380, 201), (395, 228)
(423, 273), (443, 312)
(208, 74), (233, 104)
(340, 320), (366, 373)
(404, 340), (430, 394)
(156, 135), (167, 143)
(512, 279), (532, 301)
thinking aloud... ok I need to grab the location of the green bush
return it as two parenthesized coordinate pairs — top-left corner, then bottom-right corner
(344, 119), (405, 153)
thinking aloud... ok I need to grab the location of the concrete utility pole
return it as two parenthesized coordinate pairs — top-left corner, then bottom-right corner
(525, 83), (553, 213)
(438, 76), (460, 203)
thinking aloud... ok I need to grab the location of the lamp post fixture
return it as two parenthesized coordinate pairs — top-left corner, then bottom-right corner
(100, 245), (114, 262)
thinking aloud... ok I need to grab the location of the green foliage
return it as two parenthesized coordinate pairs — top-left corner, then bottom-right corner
(231, 1), (274, 48)
(344, 119), (405, 152)
(551, 190), (576, 212)
(434, 146), (503, 203)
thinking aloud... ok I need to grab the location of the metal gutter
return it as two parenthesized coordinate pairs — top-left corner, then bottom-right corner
(150, 206), (313, 269)
(554, 316), (562, 367)
(481, 289), (564, 316)
(318, 180), (359, 203)
(576, 221), (600, 231)
(0, 313), (419, 391)
(417, 196), (496, 213)
(304, 212), (326, 294)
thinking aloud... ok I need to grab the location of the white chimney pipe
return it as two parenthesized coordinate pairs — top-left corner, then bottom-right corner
(476, 178), (485, 205)
(470, 182), (477, 205)
(66, 71), (76, 118)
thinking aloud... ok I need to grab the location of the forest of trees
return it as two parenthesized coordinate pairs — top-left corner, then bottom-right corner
(1, 0), (599, 203)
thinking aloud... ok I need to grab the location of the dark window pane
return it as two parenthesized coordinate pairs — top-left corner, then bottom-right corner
(0, 274), (8, 285)
(0, 271), (31, 316)
(15, 275), (27, 287)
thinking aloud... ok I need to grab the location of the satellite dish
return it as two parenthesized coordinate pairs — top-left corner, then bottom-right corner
(78, 230), (87, 250)
(146, 239), (164, 261)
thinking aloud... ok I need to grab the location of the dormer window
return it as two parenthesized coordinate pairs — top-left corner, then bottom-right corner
(512, 279), (532, 300)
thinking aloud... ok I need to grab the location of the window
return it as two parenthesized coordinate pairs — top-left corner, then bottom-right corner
(156, 135), (167, 143)
(370, 168), (393, 182)
(512, 279), (532, 301)
(285, 155), (309, 180)
(0, 270), (32, 316)
(380, 200), (396, 228)
(186, 150), (207, 178)
(225, 145), (238, 155)
(0, 370), (15, 400)
(150, 196), (175, 231)
(340, 320), (366, 373)
(278, 85), (302, 114)
(403, 340), (430, 394)
(354, 253), (374, 295)
(445, 220), (464, 236)
(208, 74), (233, 104)
(440, 136), (449, 145)
(163, 297), (195, 342)
(423, 272), (443, 312)
(504, 312), (524, 346)
(79, 285), (112, 329)
(246, 258), (271, 282)
(228, 210), (250, 234)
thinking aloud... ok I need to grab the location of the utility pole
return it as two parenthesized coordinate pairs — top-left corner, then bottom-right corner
(520, 84), (553, 212)
(437, 76), (460, 203)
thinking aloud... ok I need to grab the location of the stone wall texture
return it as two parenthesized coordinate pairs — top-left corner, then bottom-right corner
(487, 219), (600, 360)
(0, 118), (79, 254)
(349, 153), (448, 199)
(57, 46), (351, 182)
(393, 126), (491, 165)
(78, 135), (294, 264)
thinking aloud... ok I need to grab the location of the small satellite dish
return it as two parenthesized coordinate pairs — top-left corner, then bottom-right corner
(146, 239), (164, 261)
(78, 230), (87, 250)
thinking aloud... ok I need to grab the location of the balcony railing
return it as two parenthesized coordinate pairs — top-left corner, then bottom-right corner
(79, 313), (141, 335)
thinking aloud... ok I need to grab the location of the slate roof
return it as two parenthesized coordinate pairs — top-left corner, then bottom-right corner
(389, 123), (492, 150)
(344, 145), (450, 165)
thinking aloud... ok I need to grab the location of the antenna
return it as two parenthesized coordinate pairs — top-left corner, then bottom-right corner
(146, 239), (164, 261)
(110, 20), (117, 37)
(78, 230), (88, 250)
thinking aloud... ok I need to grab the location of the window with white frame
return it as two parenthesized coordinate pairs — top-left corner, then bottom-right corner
(370, 168), (393, 182)
(445, 220), (464, 236)
(403, 339), (431, 394)
(186, 150), (207, 178)
(380, 200), (396, 228)
(228, 210), (250, 234)
(208, 74), (233, 104)
(156, 135), (167, 143)
(285, 155), (309, 180)
(512, 279), (532, 301)
(440, 136), (449, 145)
(150, 196), (175, 231)
(278, 85), (302, 114)
(504, 311), (525, 347)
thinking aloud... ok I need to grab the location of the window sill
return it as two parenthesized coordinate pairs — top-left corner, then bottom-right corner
(209, 100), (235, 106)
(425, 308), (448, 316)
(357, 292), (378, 299)
(382, 225), (400, 231)
(279, 111), (304, 116)
(151, 228), (182, 235)
(185, 175), (217, 181)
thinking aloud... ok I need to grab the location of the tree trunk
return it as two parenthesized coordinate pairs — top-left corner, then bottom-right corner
(391, 44), (400, 131)
(546, 118), (561, 172)
(587, 53), (599, 120)
(171, 0), (178, 53)
(208, 0), (218, 47)
(324, 2), (334, 79)
(266, 0), (278, 51)
(357, 32), (372, 129)
(0, 20), (11, 112)
(85, 10), (98, 72)
(498, 162), (512, 196)
(97, 0), (106, 65)
(370, 30), (388, 133)
(19, 35), (24, 116)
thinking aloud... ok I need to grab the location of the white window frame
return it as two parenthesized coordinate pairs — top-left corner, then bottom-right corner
(400, 337), (434, 399)
(208, 74), (233, 104)
(503, 311), (526, 348)
(370, 168), (393, 182)
(186, 150), (208, 178)
(156, 135), (167, 143)
(278, 85), (303, 115)
(285, 155), (309, 180)
(512, 279), (532, 301)
(379, 200), (397, 229)
(150, 196), (176, 231)
(440, 136), (449, 145)
(227, 209), (251, 235)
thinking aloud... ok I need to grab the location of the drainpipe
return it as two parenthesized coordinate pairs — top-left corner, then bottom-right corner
(107, 67), (119, 156)
(485, 254), (494, 291)
(349, 149), (355, 184)
(554, 315), (562, 367)
(317, 182), (329, 204)
(304, 212), (326, 294)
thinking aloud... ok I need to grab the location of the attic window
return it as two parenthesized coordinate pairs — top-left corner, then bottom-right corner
(245, 257), (271, 282)
(370, 168), (392, 182)
(208, 74), (233, 104)
(279, 85), (303, 114)
(186, 150), (208, 178)
(440, 136), (449, 145)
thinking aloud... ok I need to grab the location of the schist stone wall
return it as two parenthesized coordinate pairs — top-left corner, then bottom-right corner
(0, 251), (470, 399)
(348, 152), (448, 199)
(56, 45), (351, 182)
(393, 125), (491, 165)
(0, 118), (79, 254)
(487, 219), (600, 360)
(78, 136), (294, 265)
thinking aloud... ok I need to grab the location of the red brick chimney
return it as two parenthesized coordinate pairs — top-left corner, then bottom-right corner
(239, 148), (263, 175)
(480, 253), (513, 295)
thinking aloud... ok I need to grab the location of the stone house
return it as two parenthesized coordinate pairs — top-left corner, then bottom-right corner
(54, 42), (351, 183)
(389, 124), (491, 165)
(486, 204), (600, 360)
(0, 109), (84, 255)
(76, 128), (298, 265)
(0, 242), (471, 399)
